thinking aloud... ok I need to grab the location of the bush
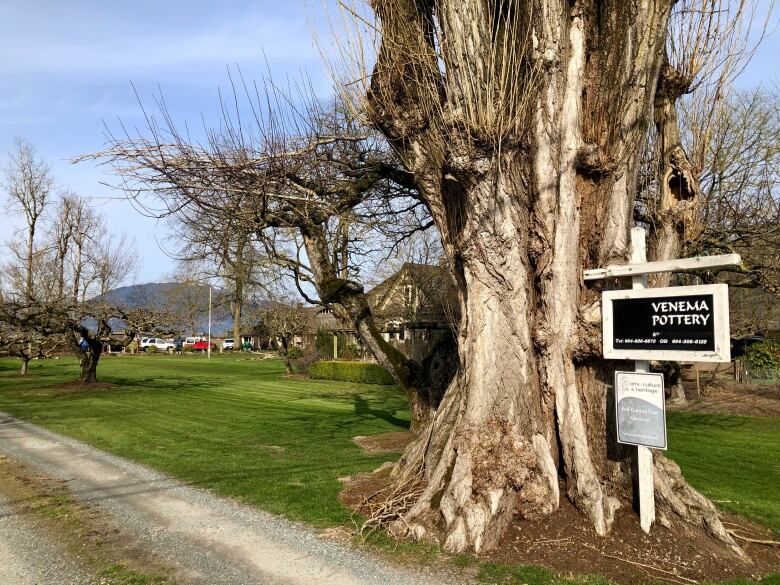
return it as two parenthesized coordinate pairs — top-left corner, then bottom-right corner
(286, 346), (304, 360)
(315, 329), (332, 354)
(308, 361), (395, 385)
(341, 343), (361, 360)
(745, 341), (780, 377)
(294, 349), (324, 374)
(147, 345), (157, 354)
(126, 341), (138, 354)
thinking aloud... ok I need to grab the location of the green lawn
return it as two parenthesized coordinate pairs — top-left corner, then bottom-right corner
(666, 410), (780, 534)
(0, 355), (778, 584)
(0, 355), (409, 526)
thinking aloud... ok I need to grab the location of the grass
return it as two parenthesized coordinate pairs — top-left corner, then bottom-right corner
(0, 354), (409, 526)
(0, 355), (778, 584)
(666, 411), (780, 534)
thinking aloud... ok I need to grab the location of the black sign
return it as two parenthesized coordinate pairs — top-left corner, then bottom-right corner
(612, 294), (715, 352)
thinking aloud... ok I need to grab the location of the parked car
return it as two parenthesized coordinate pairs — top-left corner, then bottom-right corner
(183, 336), (203, 349)
(172, 337), (186, 352)
(192, 339), (215, 352)
(223, 338), (235, 350)
(141, 338), (176, 353)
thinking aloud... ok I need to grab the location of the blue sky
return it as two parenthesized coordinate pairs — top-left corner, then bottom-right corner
(1, 1), (778, 284)
(0, 0), (334, 283)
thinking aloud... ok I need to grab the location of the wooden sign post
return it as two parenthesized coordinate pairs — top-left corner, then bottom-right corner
(585, 227), (739, 533)
(628, 229), (655, 532)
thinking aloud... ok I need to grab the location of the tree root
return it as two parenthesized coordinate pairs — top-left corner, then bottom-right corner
(358, 464), (427, 541)
(579, 542), (699, 585)
(654, 454), (748, 560)
(728, 531), (780, 546)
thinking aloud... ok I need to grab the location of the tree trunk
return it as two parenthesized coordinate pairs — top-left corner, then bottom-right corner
(20, 355), (30, 376)
(278, 339), (293, 375)
(25, 224), (35, 299)
(362, 0), (745, 558)
(302, 225), (434, 431)
(232, 276), (243, 351)
(77, 339), (103, 383)
(79, 350), (99, 383)
(647, 61), (701, 286)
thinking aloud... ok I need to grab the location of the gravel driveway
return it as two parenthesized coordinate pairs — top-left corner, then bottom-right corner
(0, 491), (98, 585)
(0, 412), (452, 585)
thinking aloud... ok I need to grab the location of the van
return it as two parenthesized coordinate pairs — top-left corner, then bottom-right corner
(183, 336), (202, 349)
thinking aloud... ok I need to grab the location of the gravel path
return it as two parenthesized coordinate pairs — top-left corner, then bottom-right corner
(0, 491), (98, 585)
(0, 412), (452, 585)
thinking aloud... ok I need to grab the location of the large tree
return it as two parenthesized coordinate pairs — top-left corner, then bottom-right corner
(331, 0), (761, 555)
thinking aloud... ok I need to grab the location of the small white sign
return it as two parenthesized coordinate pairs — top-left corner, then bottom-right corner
(615, 371), (667, 449)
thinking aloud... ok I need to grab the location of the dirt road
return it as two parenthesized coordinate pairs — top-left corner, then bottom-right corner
(0, 412), (452, 585)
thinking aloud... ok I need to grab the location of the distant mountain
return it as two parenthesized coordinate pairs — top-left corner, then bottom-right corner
(94, 282), (235, 336)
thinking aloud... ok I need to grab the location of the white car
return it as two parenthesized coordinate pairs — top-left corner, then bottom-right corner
(141, 337), (176, 352)
(223, 338), (235, 350)
(183, 336), (203, 349)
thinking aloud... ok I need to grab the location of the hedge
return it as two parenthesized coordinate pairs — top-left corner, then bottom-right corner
(308, 361), (395, 385)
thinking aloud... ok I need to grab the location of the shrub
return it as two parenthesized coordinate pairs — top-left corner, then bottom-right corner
(308, 361), (395, 385)
(341, 343), (361, 360)
(126, 341), (138, 354)
(745, 341), (780, 376)
(286, 346), (304, 360)
(315, 329), (332, 354)
(183, 346), (194, 353)
(147, 345), (157, 354)
(294, 349), (324, 374)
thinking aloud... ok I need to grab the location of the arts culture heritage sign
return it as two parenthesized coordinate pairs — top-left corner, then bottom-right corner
(602, 283), (730, 362)
(615, 371), (667, 449)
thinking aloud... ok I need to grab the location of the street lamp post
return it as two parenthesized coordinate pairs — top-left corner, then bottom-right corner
(207, 285), (212, 359)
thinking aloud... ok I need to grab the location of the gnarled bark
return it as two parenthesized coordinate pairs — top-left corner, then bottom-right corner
(647, 59), (702, 287)
(360, 0), (745, 558)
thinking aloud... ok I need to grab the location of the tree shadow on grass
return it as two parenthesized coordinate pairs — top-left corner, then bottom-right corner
(352, 394), (409, 429)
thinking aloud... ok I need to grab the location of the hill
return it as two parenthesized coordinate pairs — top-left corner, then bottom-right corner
(95, 282), (234, 336)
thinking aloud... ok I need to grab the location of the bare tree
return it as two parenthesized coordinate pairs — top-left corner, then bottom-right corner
(1, 144), (142, 378)
(165, 219), (274, 345)
(260, 301), (313, 374)
(1, 138), (54, 373)
(66, 196), (100, 303)
(640, 0), (773, 284)
(2, 138), (53, 299)
(0, 299), (170, 383)
(162, 265), (213, 335)
(82, 91), (439, 429)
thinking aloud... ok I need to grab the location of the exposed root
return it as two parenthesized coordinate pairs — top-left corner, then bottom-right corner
(579, 542), (699, 585)
(654, 454), (748, 560)
(358, 466), (426, 541)
(728, 531), (780, 546)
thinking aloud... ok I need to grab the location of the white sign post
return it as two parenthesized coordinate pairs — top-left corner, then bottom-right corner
(585, 227), (739, 534)
(628, 229), (655, 532)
